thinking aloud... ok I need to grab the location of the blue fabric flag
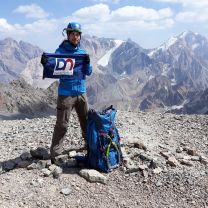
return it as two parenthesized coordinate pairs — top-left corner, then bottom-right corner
(42, 53), (87, 80)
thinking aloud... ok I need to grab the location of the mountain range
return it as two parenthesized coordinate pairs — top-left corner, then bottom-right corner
(0, 31), (208, 116)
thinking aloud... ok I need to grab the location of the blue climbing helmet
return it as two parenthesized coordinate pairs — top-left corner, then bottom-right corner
(63, 22), (82, 35)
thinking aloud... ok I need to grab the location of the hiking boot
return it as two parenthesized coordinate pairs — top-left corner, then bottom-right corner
(51, 154), (69, 165)
(50, 148), (66, 163)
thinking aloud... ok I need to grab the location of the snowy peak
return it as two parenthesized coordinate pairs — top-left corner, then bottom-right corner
(149, 31), (208, 56)
(81, 35), (116, 73)
(97, 39), (125, 67)
(178, 31), (208, 51)
(0, 37), (19, 48)
(179, 31), (203, 43)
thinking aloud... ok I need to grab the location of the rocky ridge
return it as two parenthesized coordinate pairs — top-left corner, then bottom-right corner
(0, 79), (55, 118)
(0, 111), (207, 207)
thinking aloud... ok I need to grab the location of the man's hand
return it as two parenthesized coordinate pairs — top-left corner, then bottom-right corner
(41, 53), (48, 65)
(84, 54), (90, 64)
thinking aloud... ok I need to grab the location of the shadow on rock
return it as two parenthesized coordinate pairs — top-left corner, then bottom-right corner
(0, 147), (50, 173)
(0, 147), (88, 178)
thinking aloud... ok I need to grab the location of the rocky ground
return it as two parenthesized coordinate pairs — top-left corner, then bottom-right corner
(0, 110), (208, 208)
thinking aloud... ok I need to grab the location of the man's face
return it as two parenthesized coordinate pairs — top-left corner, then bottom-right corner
(67, 31), (81, 46)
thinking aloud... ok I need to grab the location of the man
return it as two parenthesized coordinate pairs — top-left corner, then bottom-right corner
(45, 22), (92, 163)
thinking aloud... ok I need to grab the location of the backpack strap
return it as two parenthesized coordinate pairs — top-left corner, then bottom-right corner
(101, 105), (114, 114)
(105, 135), (121, 171)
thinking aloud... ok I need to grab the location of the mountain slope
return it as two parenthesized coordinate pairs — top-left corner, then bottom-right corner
(0, 79), (55, 117)
(149, 31), (208, 90)
(1, 31), (208, 114)
(0, 38), (43, 83)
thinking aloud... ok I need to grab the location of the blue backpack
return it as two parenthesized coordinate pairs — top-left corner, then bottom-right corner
(87, 106), (122, 172)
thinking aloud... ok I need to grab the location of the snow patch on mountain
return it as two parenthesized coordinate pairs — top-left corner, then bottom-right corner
(171, 78), (177, 86)
(148, 37), (177, 57)
(163, 37), (178, 49)
(148, 75), (155, 80)
(166, 99), (188, 110)
(97, 40), (124, 67)
(192, 43), (199, 50)
(161, 64), (169, 76)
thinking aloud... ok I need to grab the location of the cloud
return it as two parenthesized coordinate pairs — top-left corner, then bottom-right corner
(0, 18), (26, 35)
(72, 4), (110, 22)
(152, 0), (208, 23)
(0, 18), (58, 35)
(62, 3), (175, 45)
(14, 4), (49, 19)
(110, 6), (173, 21)
(0, 17), (63, 51)
(153, 0), (208, 8)
(70, 4), (174, 28)
(176, 10), (208, 22)
(0, 3), (175, 50)
(0, 18), (15, 32)
(176, 1), (208, 23)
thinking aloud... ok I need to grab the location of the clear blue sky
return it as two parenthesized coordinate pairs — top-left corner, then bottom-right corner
(0, 0), (207, 51)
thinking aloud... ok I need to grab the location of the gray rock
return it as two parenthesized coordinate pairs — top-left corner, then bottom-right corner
(48, 164), (57, 172)
(138, 164), (148, 170)
(149, 159), (159, 169)
(183, 155), (192, 160)
(27, 162), (38, 170)
(13, 157), (22, 165)
(200, 156), (208, 165)
(176, 147), (183, 153)
(155, 180), (163, 187)
(139, 153), (153, 161)
(142, 170), (149, 178)
(41, 168), (51, 177)
(160, 151), (172, 159)
(134, 142), (147, 151)
(30, 178), (44, 187)
(20, 152), (32, 160)
(30, 147), (50, 160)
(167, 156), (179, 167)
(79, 169), (107, 184)
(3, 160), (16, 171)
(123, 158), (135, 169)
(190, 156), (200, 161)
(187, 149), (199, 156)
(52, 166), (63, 179)
(68, 151), (77, 157)
(179, 159), (193, 166)
(60, 186), (73, 195)
(17, 160), (31, 168)
(125, 166), (140, 174)
(37, 160), (47, 170)
(153, 167), (163, 174)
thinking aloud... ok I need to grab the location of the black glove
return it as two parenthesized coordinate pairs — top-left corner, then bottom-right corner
(40, 53), (48, 65)
(84, 54), (90, 64)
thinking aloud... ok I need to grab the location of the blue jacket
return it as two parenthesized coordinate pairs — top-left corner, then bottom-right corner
(55, 40), (92, 96)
